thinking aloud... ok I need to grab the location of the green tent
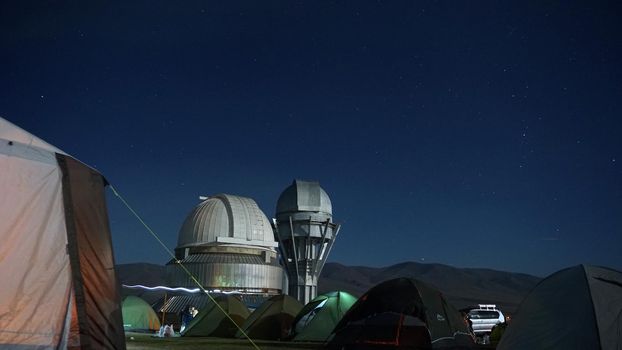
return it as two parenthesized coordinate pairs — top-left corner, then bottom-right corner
(236, 294), (303, 340)
(292, 291), (357, 342)
(121, 296), (161, 332)
(183, 295), (250, 337)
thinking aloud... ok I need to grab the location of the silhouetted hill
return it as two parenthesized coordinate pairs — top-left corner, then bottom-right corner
(116, 263), (166, 286)
(116, 261), (539, 314)
(116, 263), (166, 305)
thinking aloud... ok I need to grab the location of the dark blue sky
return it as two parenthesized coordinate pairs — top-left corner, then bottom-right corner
(2, 1), (620, 276)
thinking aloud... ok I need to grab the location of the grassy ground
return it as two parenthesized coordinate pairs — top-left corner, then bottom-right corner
(125, 333), (497, 350)
(125, 333), (324, 350)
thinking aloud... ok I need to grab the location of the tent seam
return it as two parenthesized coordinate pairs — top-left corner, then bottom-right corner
(582, 265), (603, 350)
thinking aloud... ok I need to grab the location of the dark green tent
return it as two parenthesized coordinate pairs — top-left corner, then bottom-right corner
(327, 278), (474, 349)
(498, 265), (622, 350)
(291, 291), (357, 342)
(236, 294), (303, 340)
(182, 295), (249, 337)
(122, 296), (161, 332)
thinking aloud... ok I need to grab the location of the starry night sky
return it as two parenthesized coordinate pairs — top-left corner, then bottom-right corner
(2, 1), (620, 276)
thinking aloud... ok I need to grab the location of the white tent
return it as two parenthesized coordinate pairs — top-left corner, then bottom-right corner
(498, 264), (622, 350)
(0, 117), (125, 349)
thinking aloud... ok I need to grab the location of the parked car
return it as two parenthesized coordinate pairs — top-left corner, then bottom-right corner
(466, 304), (505, 335)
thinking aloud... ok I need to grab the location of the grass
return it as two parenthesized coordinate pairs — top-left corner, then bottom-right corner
(125, 333), (496, 350)
(125, 333), (324, 350)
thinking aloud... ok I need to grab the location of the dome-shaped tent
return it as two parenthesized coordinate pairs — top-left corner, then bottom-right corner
(327, 278), (474, 349)
(122, 296), (161, 332)
(182, 295), (250, 338)
(498, 265), (622, 350)
(236, 294), (303, 340)
(291, 291), (357, 342)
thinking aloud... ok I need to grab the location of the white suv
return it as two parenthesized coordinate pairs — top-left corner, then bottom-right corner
(466, 304), (505, 335)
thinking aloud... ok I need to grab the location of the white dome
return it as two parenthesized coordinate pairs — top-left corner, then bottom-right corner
(276, 180), (332, 215)
(176, 194), (277, 249)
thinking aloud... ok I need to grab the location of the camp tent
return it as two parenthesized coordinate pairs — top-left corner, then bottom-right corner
(327, 278), (474, 349)
(236, 294), (303, 340)
(121, 296), (161, 332)
(291, 291), (357, 342)
(497, 265), (622, 350)
(182, 295), (250, 337)
(0, 117), (125, 349)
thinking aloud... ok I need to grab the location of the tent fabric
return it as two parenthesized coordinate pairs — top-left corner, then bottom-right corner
(330, 312), (432, 350)
(121, 296), (161, 332)
(328, 278), (473, 349)
(0, 134), (73, 348)
(0, 118), (66, 155)
(497, 265), (622, 350)
(586, 266), (622, 350)
(236, 294), (303, 340)
(59, 155), (126, 348)
(291, 291), (357, 342)
(0, 117), (125, 349)
(182, 295), (250, 337)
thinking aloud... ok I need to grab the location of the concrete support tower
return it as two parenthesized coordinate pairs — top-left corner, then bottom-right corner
(274, 180), (341, 305)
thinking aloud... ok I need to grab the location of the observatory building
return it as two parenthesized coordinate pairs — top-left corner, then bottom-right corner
(274, 180), (341, 305)
(166, 194), (283, 295)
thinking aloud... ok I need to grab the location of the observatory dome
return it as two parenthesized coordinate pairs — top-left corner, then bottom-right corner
(274, 179), (340, 304)
(177, 194), (276, 250)
(167, 194), (282, 293)
(276, 180), (332, 215)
